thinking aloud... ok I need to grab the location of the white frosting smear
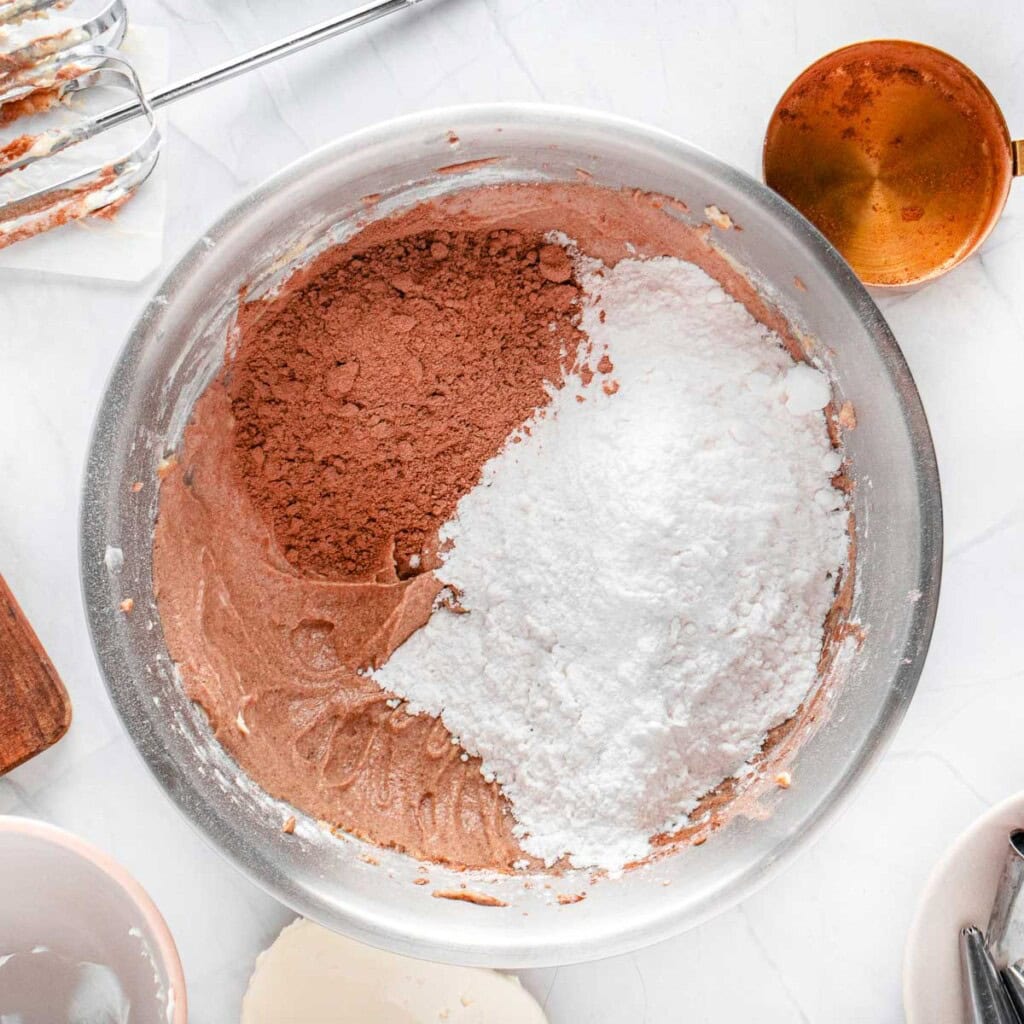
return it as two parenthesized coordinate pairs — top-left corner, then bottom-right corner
(373, 255), (848, 871)
(242, 919), (547, 1023)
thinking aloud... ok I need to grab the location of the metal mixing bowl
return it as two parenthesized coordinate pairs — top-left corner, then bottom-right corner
(81, 105), (942, 967)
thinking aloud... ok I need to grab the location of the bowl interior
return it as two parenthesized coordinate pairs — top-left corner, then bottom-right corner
(0, 820), (182, 1023)
(81, 106), (941, 967)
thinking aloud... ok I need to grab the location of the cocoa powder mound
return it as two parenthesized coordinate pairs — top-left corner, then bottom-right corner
(228, 228), (583, 581)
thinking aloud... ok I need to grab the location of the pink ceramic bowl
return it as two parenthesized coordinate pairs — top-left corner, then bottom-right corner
(0, 816), (186, 1023)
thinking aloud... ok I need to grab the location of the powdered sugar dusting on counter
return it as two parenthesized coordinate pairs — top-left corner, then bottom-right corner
(372, 253), (849, 872)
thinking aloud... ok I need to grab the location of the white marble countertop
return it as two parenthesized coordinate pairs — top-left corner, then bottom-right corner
(1, 0), (1022, 1019)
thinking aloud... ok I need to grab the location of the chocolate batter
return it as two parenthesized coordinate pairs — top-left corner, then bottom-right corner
(154, 183), (848, 870)
(155, 212), (587, 869)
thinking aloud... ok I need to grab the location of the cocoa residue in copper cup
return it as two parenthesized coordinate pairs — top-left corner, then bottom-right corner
(764, 40), (1020, 287)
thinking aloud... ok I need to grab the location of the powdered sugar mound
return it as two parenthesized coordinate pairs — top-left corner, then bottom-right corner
(373, 255), (848, 872)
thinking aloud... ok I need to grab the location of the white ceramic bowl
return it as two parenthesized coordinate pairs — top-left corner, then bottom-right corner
(904, 791), (1024, 1023)
(0, 817), (186, 1023)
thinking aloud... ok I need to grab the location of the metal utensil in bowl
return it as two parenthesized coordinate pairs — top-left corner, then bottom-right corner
(81, 104), (942, 968)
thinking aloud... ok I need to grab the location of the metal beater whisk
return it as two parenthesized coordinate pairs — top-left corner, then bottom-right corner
(0, 0), (423, 248)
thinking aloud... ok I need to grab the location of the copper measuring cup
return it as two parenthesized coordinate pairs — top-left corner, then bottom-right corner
(763, 40), (1021, 288)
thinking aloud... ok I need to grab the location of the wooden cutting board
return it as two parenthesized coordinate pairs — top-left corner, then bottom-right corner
(0, 572), (71, 774)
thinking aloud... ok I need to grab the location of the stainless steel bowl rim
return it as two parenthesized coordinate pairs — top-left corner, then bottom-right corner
(81, 103), (943, 967)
